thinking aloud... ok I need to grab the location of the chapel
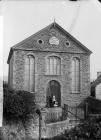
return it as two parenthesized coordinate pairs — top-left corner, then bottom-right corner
(7, 22), (92, 137)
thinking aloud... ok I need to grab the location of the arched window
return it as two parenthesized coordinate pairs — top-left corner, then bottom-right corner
(72, 57), (80, 93)
(46, 56), (61, 75)
(24, 55), (35, 92)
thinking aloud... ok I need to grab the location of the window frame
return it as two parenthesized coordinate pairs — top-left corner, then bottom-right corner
(24, 54), (35, 92)
(71, 57), (80, 94)
(46, 56), (61, 76)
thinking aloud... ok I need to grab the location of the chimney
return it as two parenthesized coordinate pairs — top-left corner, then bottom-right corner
(97, 72), (101, 77)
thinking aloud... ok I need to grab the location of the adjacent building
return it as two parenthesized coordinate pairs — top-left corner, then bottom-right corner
(91, 72), (101, 100)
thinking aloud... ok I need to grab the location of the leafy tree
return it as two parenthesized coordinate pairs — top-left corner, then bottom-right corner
(3, 88), (36, 123)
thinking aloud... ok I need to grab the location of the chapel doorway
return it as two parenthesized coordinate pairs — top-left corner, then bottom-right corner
(46, 80), (61, 107)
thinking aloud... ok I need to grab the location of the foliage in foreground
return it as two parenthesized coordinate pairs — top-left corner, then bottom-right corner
(64, 118), (101, 140)
(1, 85), (37, 140)
(3, 88), (36, 123)
(42, 117), (101, 140)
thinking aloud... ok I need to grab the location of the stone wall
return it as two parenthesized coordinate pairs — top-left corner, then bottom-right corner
(8, 52), (14, 89)
(44, 119), (69, 138)
(10, 49), (90, 108)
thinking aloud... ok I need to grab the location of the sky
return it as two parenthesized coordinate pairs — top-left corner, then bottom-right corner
(0, 0), (101, 81)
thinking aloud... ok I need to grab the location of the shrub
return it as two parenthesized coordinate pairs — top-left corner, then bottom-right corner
(64, 117), (101, 140)
(3, 88), (36, 123)
(42, 117), (101, 140)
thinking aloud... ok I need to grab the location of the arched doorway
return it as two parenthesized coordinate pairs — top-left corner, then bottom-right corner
(46, 80), (61, 107)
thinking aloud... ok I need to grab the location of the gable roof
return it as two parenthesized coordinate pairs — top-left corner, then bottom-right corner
(91, 75), (101, 87)
(7, 22), (92, 64)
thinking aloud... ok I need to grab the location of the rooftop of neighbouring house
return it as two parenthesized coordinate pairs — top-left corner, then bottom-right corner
(91, 72), (101, 87)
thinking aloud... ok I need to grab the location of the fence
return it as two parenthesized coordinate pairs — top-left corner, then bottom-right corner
(62, 104), (85, 120)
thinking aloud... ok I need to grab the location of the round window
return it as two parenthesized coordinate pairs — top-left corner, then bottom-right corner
(65, 41), (70, 46)
(38, 39), (43, 44)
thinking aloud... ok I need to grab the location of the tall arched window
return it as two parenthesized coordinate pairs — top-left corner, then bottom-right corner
(24, 55), (35, 92)
(72, 57), (80, 93)
(46, 56), (61, 75)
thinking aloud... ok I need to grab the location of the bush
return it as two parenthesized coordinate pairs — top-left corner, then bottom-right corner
(3, 88), (36, 123)
(41, 117), (101, 140)
(0, 120), (25, 140)
(2, 87), (36, 140)
(64, 117), (101, 140)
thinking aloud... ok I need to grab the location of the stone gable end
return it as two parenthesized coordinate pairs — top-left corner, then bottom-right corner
(8, 22), (92, 108)
(10, 22), (91, 55)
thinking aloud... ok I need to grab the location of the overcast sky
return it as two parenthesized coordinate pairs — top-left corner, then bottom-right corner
(1, 0), (101, 81)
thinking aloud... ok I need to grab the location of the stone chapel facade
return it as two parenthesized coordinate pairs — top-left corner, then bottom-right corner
(7, 22), (92, 109)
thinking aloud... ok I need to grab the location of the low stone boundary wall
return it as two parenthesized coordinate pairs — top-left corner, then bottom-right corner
(42, 119), (69, 138)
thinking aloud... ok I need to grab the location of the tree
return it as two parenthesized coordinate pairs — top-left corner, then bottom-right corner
(3, 88), (36, 123)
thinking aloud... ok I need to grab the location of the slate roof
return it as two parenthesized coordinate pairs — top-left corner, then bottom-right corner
(91, 75), (101, 87)
(7, 22), (92, 64)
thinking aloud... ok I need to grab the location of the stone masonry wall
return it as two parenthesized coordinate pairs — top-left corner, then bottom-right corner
(11, 49), (90, 107)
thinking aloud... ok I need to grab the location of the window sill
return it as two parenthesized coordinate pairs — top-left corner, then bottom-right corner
(71, 92), (80, 94)
(45, 74), (61, 76)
